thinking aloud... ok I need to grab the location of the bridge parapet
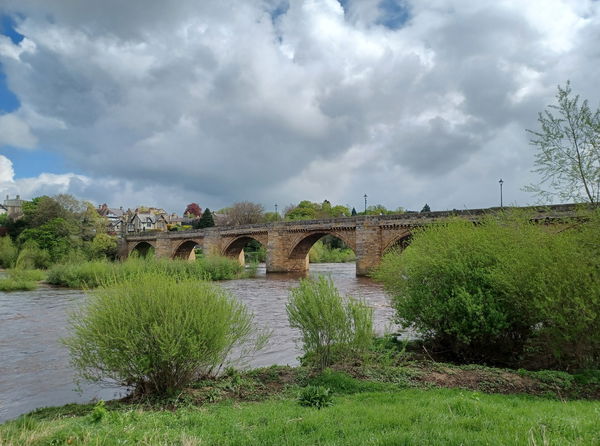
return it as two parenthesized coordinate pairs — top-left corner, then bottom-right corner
(122, 203), (585, 276)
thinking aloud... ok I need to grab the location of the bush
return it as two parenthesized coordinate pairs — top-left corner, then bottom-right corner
(287, 276), (373, 370)
(14, 240), (52, 269)
(64, 273), (264, 396)
(0, 236), (18, 268)
(297, 385), (333, 409)
(374, 210), (600, 369)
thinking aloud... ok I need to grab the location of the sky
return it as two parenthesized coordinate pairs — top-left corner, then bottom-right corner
(0, 0), (599, 214)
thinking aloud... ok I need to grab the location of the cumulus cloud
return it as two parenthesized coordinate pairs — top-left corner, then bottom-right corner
(0, 0), (599, 211)
(0, 113), (37, 149)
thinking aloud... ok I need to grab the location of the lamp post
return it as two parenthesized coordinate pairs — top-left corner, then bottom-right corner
(499, 179), (504, 208)
(364, 194), (368, 214)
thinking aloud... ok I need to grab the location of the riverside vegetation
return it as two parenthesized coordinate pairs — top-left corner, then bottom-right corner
(1, 209), (600, 444)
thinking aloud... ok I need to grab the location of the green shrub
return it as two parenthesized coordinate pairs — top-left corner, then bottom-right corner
(14, 240), (52, 270)
(297, 385), (333, 409)
(89, 234), (118, 260)
(374, 210), (600, 369)
(287, 276), (373, 370)
(0, 236), (18, 268)
(88, 401), (108, 423)
(64, 273), (264, 396)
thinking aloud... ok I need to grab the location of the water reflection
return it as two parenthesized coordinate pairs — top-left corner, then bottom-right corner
(0, 263), (398, 423)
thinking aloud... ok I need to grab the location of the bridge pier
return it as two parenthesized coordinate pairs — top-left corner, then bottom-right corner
(266, 227), (304, 273)
(355, 222), (382, 276)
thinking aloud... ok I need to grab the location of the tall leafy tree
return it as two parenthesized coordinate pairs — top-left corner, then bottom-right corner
(184, 203), (202, 217)
(196, 208), (215, 228)
(526, 81), (600, 204)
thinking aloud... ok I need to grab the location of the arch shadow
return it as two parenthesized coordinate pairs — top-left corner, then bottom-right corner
(173, 240), (202, 260)
(130, 241), (155, 258)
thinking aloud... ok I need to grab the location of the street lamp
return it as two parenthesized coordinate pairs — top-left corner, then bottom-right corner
(499, 179), (504, 208)
(364, 194), (368, 214)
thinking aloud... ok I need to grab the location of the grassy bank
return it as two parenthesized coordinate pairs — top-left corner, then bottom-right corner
(309, 240), (355, 263)
(0, 269), (47, 291)
(1, 372), (599, 445)
(46, 256), (246, 288)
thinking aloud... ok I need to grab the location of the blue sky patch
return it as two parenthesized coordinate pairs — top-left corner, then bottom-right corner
(0, 15), (23, 113)
(1, 14), (24, 44)
(377, 0), (410, 29)
(1, 147), (68, 179)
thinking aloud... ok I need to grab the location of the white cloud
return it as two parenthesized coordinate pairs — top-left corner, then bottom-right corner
(0, 113), (37, 149)
(0, 155), (15, 183)
(0, 0), (598, 212)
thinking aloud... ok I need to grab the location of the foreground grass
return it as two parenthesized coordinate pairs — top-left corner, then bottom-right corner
(1, 387), (599, 445)
(0, 269), (47, 291)
(46, 256), (246, 288)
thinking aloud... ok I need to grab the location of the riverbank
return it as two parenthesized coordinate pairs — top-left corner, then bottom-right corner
(2, 362), (599, 445)
(0, 256), (249, 292)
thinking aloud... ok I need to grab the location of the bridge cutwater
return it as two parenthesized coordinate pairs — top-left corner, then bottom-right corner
(120, 204), (580, 276)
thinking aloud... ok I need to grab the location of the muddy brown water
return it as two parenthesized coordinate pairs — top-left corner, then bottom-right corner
(0, 263), (402, 423)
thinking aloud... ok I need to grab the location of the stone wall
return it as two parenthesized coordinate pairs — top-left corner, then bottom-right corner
(123, 203), (583, 276)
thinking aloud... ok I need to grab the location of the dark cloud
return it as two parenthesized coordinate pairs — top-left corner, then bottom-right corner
(1, 0), (599, 212)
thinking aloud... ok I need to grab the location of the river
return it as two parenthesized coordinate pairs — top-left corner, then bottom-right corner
(0, 263), (399, 423)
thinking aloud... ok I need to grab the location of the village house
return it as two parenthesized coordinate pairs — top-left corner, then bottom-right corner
(121, 208), (170, 234)
(96, 204), (125, 234)
(1, 195), (26, 220)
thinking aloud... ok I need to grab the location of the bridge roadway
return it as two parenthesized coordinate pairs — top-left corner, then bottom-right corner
(121, 204), (578, 276)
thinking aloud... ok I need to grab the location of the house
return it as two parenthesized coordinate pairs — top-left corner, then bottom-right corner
(96, 204), (125, 234)
(121, 209), (169, 234)
(2, 195), (25, 220)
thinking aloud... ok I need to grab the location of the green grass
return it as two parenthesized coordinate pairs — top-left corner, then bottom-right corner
(0, 269), (47, 291)
(0, 279), (37, 291)
(1, 388), (599, 445)
(46, 256), (245, 288)
(309, 241), (356, 263)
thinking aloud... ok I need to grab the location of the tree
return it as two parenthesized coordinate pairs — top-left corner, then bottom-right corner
(184, 203), (202, 217)
(196, 208), (215, 228)
(526, 82), (600, 204)
(223, 202), (264, 226)
(90, 233), (118, 259)
(284, 200), (350, 221)
(351, 207), (357, 216)
(421, 203), (431, 213)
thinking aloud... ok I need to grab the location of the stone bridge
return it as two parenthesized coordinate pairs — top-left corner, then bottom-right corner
(120, 204), (578, 276)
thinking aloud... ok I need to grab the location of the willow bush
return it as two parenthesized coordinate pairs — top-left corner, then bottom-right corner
(64, 273), (265, 396)
(287, 276), (373, 370)
(375, 209), (600, 369)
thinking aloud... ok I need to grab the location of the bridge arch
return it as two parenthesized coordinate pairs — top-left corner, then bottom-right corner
(288, 230), (356, 263)
(222, 234), (268, 264)
(172, 239), (203, 260)
(130, 241), (155, 257)
(382, 231), (413, 254)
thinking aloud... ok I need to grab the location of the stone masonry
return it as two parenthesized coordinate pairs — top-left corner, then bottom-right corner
(121, 204), (580, 276)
